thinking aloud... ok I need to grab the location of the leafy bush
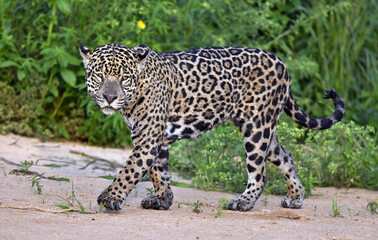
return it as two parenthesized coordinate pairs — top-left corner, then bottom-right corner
(170, 121), (377, 195)
(170, 122), (247, 193)
(170, 122), (314, 195)
(0, 82), (46, 137)
(0, 0), (376, 146)
(299, 121), (377, 189)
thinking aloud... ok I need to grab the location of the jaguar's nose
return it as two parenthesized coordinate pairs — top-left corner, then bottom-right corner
(103, 94), (117, 104)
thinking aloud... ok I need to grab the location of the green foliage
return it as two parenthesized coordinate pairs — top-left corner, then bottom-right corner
(54, 181), (92, 214)
(302, 0), (377, 126)
(146, 187), (155, 198)
(331, 192), (341, 217)
(215, 197), (229, 218)
(192, 200), (204, 214)
(29, 175), (43, 195)
(298, 121), (377, 189)
(170, 120), (377, 195)
(0, 82), (43, 137)
(79, 104), (133, 147)
(170, 122), (247, 193)
(366, 196), (378, 214)
(20, 160), (36, 172)
(0, 0), (376, 146)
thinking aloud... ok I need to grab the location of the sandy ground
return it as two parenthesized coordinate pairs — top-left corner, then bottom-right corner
(0, 133), (376, 240)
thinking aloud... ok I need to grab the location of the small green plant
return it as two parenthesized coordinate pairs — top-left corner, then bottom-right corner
(146, 187), (155, 198)
(175, 200), (191, 208)
(192, 200), (204, 214)
(262, 196), (268, 206)
(55, 181), (91, 214)
(20, 160), (36, 172)
(96, 175), (116, 180)
(40, 195), (47, 204)
(215, 197), (229, 218)
(366, 195), (378, 214)
(331, 193), (341, 217)
(97, 202), (106, 213)
(29, 175), (43, 195)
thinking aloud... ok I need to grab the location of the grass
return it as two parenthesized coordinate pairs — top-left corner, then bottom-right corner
(170, 181), (195, 188)
(215, 197), (229, 218)
(19, 160), (36, 173)
(29, 175), (43, 195)
(0, 0), (375, 146)
(170, 121), (377, 196)
(175, 200), (192, 208)
(331, 193), (341, 217)
(366, 195), (377, 214)
(192, 200), (204, 214)
(146, 188), (155, 198)
(95, 175), (116, 180)
(54, 181), (92, 214)
(174, 200), (204, 214)
(262, 196), (268, 206)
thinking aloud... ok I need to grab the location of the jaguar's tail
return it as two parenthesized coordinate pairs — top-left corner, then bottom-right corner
(284, 88), (345, 130)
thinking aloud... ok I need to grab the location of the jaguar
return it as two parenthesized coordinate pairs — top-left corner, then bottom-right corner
(79, 43), (344, 211)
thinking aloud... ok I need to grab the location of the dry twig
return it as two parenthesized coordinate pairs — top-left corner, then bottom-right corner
(0, 157), (23, 167)
(69, 150), (122, 170)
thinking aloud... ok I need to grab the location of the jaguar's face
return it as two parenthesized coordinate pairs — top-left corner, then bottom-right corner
(79, 43), (150, 115)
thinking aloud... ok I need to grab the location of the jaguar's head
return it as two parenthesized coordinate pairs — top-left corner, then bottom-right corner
(79, 43), (150, 115)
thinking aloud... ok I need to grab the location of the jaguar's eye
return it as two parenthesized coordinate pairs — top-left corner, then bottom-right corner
(96, 73), (103, 78)
(122, 75), (129, 80)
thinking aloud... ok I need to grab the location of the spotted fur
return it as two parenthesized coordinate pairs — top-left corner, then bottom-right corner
(79, 43), (345, 211)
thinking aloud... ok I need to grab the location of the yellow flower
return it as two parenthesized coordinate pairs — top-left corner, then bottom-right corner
(126, 41), (132, 45)
(137, 20), (146, 30)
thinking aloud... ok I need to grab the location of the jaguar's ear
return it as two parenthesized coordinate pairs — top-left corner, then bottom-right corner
(133, 44), (151, 74)
(79, 43), (92, 67)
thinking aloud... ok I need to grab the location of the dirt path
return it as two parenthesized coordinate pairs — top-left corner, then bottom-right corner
(0, 134), (376, 240)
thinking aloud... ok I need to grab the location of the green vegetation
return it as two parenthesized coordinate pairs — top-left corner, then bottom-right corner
(175, 200), (192, 208)
(192, 200), (204, 214)
(54, 181), (92, 214)
(20, 160), (36, 172)
(0, 0), (376, 193)
(366, 196), (378, 215)
(262, 196), (268, 206)
(0, 0), (376, 145)
(29, 175), (43, 195)
(215, 197), (229, 218)
(174, 200), (204, 214)
(331, 193), (341, 217)
(171, 121), (377, 195)
(146, 187), (155, 198)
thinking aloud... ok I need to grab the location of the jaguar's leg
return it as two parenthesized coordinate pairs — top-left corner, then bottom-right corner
(97, 146), (153, 211)
(141, 145), (173, 210)
(267, 134), (305, 208)
(224, 121), (271, 211)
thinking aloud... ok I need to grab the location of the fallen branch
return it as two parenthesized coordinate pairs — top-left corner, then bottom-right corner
(8, 138), (21, 147)
(36, 158), (77, 165)
(69, 150), (122, 170)
(0, 204), (83, 213)
(0, 157), (23, 167)
(33, 143), (60, 148)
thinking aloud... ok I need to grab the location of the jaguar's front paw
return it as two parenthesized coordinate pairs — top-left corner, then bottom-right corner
(223, 198), (254, 212)
(97, 190), (124, 211)
(141, 192), (173, 210)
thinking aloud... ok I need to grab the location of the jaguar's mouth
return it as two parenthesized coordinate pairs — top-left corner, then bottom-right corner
(100, 106), (117, 115)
